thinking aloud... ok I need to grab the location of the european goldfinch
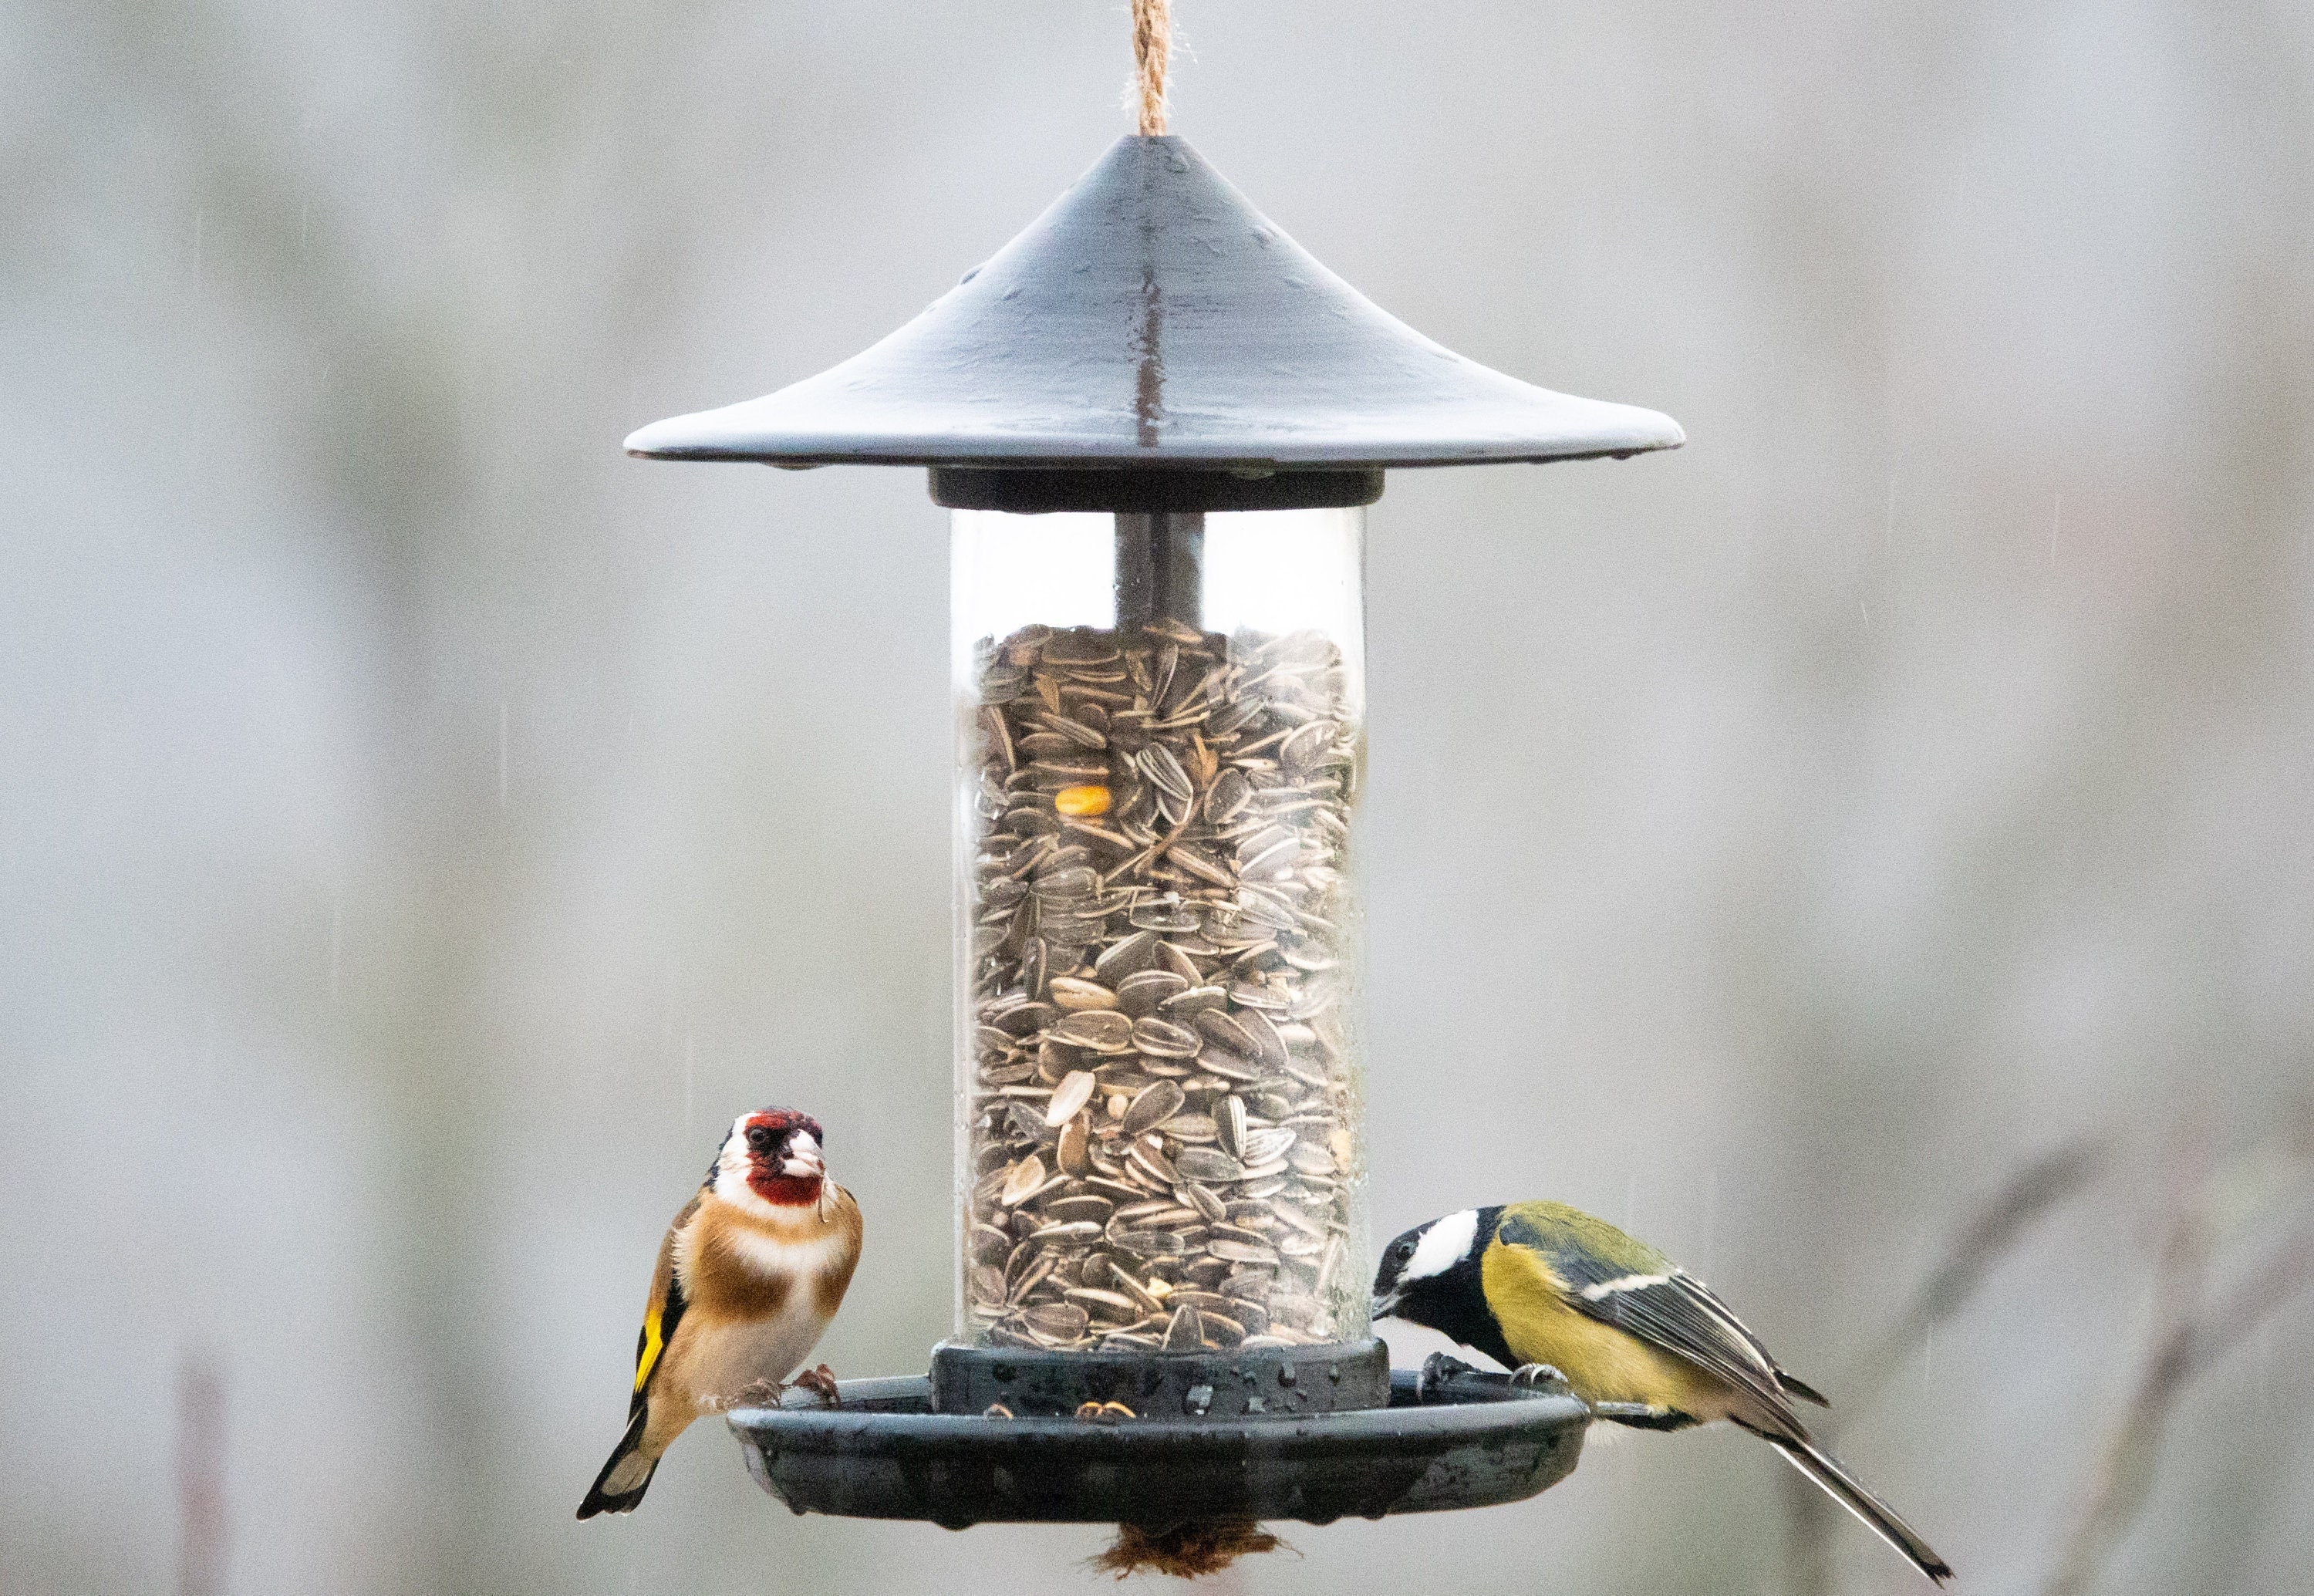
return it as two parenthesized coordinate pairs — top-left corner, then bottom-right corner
(1372, 1203), (1951, 1586)
(578, 1108), (863, 1519)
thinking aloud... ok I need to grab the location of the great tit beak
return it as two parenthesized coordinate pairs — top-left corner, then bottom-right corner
(1371, 1290), (1401, 1321)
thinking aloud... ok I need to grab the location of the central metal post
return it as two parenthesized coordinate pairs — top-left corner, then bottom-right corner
(1114, 511), (1205, 629)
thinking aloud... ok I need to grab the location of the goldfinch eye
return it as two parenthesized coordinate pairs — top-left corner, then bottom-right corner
(746, 1127), (775, 1152)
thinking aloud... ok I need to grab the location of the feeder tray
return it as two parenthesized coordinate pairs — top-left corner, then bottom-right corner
(630, 123), (1676, 1530)
(732, 1359), (1591, 1530)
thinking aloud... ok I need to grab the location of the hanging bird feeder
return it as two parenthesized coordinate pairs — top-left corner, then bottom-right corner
(625, 4), (1678, 1547)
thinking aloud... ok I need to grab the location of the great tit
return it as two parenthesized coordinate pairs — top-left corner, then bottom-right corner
(1373, 1202), (1950, 1585)
(578, 1108), (862, 1518)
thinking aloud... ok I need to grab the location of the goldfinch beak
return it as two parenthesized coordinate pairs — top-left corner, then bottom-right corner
(781, 1132), (828, 1181)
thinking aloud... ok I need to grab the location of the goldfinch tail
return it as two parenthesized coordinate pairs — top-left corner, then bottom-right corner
(1766, 1434), (1952, 1587)
(577, 1408), (658, 1520)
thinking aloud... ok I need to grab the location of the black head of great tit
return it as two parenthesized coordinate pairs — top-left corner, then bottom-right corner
(1373, 1202), (1951, 1587)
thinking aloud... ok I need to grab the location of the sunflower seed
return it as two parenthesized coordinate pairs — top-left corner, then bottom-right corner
(1127, 1139), (1181, 1187)
(1051, 1010), (1135, 1052)
(1238, 1127), (1297, 1166)
(1174, 1146), (1245, 1183)
(1044, 1071), (1097, 1127)
(1197, 1049), (1263, 1085)
(1149, 942), (1201, 985)
(1065, 1287), (1143, 1323)
(1091, 931), (1161, 983)
(1025, 1302), (1091, 1343)
(1280, 720), (1337, 771)
(1176, 1183), (1229, 1223)
(1138, 744), (1194, 803)
(1047, 977), (1118, 1011)
(1194, 1009), (1260, 1056)
(1219, 1096), (1249, 1159)
(1010, 1249), (1060, 1301)
(1164, 1112), (1219, 1145)
(1158, 984), (1229, 1018)
(1055, 1115), (1093, 1176)
(1128, 896), (1203, 933)
(1162, 1304), (1204, 1350)
(1114, 970), (1188, 1016)
(1045, 1195), (1115, 1225)
(1206, 767), (1252, 824)
(1198, 1311), (1248, 1348)
(1000, 1156), (1047, 1207)
(1130, 1017), (1203, 1059)
(1240, 1011), (1290, 1070)
(1121, 1081), (1186, 1137)
(1286, 1141), (1335, 1177)
(1045, 714), (1108, 750)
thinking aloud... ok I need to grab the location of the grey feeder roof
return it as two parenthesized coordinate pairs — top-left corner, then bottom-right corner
(624, 135), (1682, 474)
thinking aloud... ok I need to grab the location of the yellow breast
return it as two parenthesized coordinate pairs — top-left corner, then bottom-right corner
(1479, 1242), (1727, 1416)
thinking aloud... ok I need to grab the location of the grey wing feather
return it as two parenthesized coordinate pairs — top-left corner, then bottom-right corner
(1570, 1270), (1796, 1422)
(1675, 1271), (1830, 1406)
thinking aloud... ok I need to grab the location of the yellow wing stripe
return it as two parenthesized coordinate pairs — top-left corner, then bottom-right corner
(635, 1305), (665, 1394)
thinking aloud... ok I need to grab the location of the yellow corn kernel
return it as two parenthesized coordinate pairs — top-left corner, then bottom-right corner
(1054, 784), (1111, 818)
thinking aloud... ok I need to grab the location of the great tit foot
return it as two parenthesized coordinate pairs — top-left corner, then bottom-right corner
(1417, 1351), (1481, 1401)
(792, 1364), (841, 1408)
(1509, 1363), (1572, 1395)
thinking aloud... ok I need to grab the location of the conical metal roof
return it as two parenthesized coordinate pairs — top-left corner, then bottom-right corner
(625, 135), (1682, 471)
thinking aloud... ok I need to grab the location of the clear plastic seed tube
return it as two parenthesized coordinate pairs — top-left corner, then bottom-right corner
(952, 506), (1369, 1355)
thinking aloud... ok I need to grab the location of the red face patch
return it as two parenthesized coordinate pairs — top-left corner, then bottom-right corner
(737, 1108), (825, 1207)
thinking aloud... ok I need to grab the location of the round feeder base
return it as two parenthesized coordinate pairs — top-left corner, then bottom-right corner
(729, 1357), (1590, 1530)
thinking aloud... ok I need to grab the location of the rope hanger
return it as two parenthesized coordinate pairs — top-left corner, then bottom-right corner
(1130, 0), (1172, 136)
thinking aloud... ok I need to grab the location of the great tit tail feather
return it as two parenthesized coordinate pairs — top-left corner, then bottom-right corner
(1776, 1370), (1831, 1407)
(577, 1407), (659, 1520)
(1766, 1434), (1952, 1586)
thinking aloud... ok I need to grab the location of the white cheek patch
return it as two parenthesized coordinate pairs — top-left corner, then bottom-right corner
(1405, 1209), (1480, 1283)
(714, 1129), (779, 1219)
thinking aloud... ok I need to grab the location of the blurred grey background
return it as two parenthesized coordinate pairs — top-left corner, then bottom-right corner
(5, 2), (2312, 1593)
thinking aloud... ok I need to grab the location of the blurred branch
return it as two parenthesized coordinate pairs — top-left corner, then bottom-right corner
(2040, 1112), (2314, 1596)
(1786, 1136), (2105, 1596)
(1854, 1139), (2107, 1416)
(174, 1349), (227, 1596)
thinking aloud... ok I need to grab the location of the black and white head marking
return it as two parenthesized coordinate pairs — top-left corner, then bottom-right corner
(1370, 1206), (1516, 1370)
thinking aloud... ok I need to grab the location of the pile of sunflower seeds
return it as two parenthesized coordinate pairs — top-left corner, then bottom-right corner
(960, 619), (1364, 1354)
